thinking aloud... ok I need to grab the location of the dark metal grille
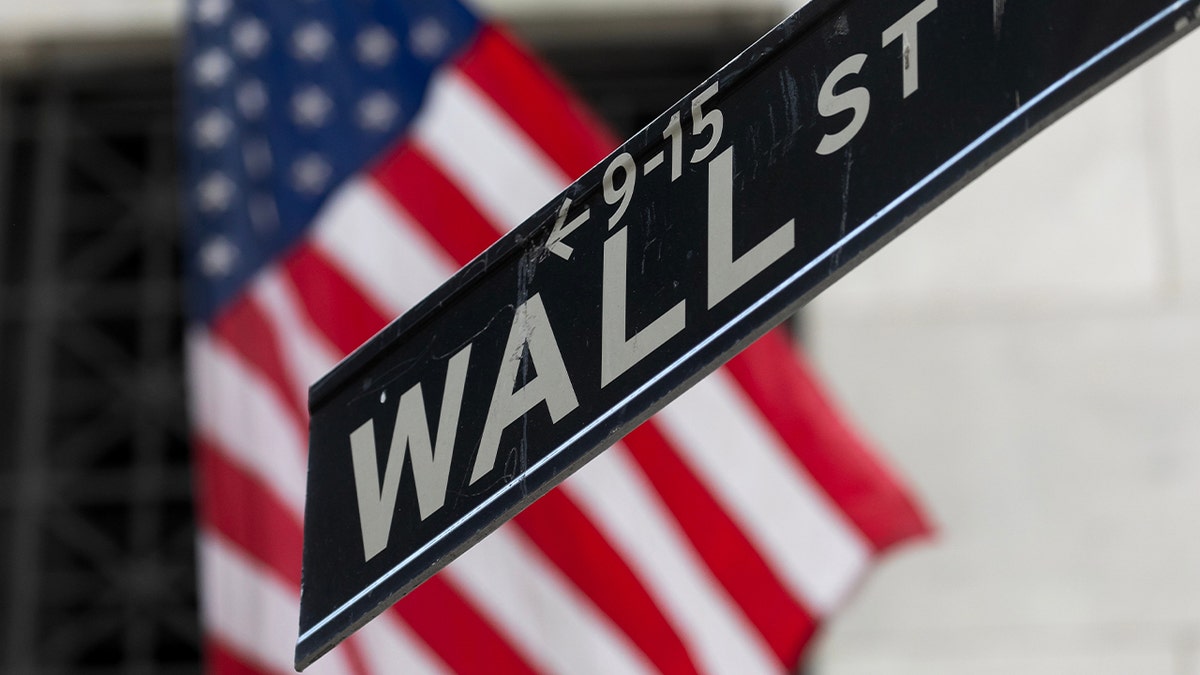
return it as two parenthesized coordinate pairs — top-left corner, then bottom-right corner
(0, 67), (199, 675)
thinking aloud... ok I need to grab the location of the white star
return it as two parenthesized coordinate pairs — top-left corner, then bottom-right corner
(357, 92), (400, 132)
(410, 17), (449, 60)
(236, 79), (268, 119)
(199, 236), (239, 278)
(242, 138), (273, 179)
(355, 25), (397, 66)
(291, 154), (332, 194)
(292, 21), (334, 62)
(194, 48), (234, 89)
(232, 18), (270, 59)
(193, 109), (233, 149)
(249, 193), (279, 232)
(194, 0), (232, 27)
(291, 86), (333, 128)
(196, 172), (236, 213)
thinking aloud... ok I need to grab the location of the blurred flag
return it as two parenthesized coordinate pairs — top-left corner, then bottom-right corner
(182, 0), (929, 673)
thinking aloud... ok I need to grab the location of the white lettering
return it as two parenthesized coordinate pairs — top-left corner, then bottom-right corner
(882, 0), (938, 98)
(815, 53), (871, 156)
(471, 294), (580, 483)
(604, 153), (637, 229)
(349, 345), (472, 562)
(690, 82), (724, 164)
(707, 147), (795, 308)
(662, 111), (683, 181)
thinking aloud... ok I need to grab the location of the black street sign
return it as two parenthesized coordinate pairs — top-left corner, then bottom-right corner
(297, 0), (1200, 668)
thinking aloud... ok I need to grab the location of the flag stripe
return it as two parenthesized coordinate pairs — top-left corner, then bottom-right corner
(199, 531), (354, 675)
(309, 178), (457, 319)
(352, 610), (454, 675)
(622, 420), (818, 664)
(198, 274), (543, 675)
(188, 330), (308, 516)
(391, 574), (540, 675)
(211, 294), (310, 428)
(513, 489), (702, 675)
(205, 255), (623, 675)
(251, 270), (345, 405)
(281, 245), (395, 358)
(655, 370), (872, 614)
(201, 441), (436, 675)
(206, 639), (275, 675)
(724, 332), (931, 552)
(338, 641), (372, 675)
(444, 526), (657, 675)
(204, 267), (686, 672)
(564, 445), (785, 675)
(199, 403), (528, 675)
(456, 26), (618, 181)
(413, 68), (567, 230)
(369, 145), (503, 268)
(196, 436), (304, 587)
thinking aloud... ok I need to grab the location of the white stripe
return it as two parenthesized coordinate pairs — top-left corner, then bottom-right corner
(414, 67), (567, 231)
(655, 370), (872, 613)
(309, 177), (458, 318)
(199, 531), (352, 675)
(192, 335), (449, 675)
(187, 329), (308, 515)
(352, 607), (452, 675)
(251, 269), (344, 405)
(444, 526), (656, 675)
(565, 445), (783, 675)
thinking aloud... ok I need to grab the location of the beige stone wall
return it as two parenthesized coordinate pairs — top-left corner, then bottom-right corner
(807, 30), (1200, 675)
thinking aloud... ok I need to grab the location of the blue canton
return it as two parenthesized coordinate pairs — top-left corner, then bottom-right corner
(183, 0), (480, 321)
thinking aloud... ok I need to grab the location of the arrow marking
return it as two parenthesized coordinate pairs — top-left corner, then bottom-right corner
(546, 197), (590, 260)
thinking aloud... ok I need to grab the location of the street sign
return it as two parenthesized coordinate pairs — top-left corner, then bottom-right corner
(297, 0), (1200, 667)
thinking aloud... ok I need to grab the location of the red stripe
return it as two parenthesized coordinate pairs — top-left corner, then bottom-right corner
(197, 430), (533, 675)
(622, 421), (818, 666)
(513, 490), (701, 675)
(209, 634), (366, 675)
(202, 255), (537, 675)
(369, 145), (500, 264)
(723, 330), (932, 552)
(281, 244), (394, 356)
(211, 294), (308, 427)
(394, 573), (541, 675)
(205, 638), (275, 675)
(338, 637), (372, 675)
(195, 435), (304, 586)
(457, 26), (618, 181)
(210, 622), (370, 675)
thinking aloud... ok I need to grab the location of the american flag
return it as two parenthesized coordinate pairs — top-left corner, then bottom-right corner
(182, 0), (929, 673)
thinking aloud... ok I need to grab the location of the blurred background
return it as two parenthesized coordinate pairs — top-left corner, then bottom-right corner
(0, 0), (1198, 673)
